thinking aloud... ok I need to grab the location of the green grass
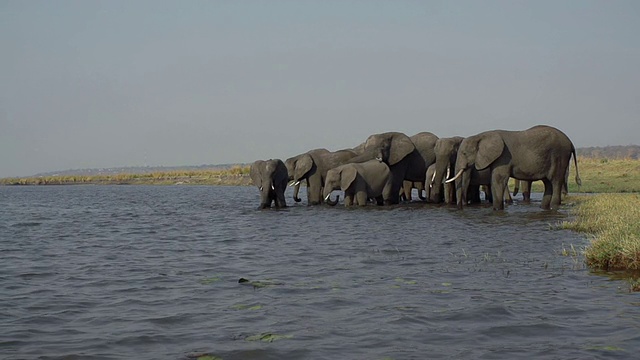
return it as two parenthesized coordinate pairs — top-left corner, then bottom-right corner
(561, 194), (640, 276)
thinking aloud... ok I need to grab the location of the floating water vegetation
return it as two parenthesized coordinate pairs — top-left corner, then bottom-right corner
(394, 278), (418, 285)
(231, 304), (263, 311)
(245, 333), (293, 343)
(238, 277), (283, 288)
(196, 356), (222, 360)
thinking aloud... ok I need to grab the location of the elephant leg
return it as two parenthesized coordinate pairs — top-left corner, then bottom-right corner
(344, 193), (354, 207)
(551, 178), (563, 210)
(504, 185), (513, 205)
(402, 180), (412, 201)
(307, 177), (323, 205)
(522, 180), (532, 203)
(417, 182), (426, 200)
(386, 173), (403, 205)
(275, 187), (287, 208)
(355, 190), (368, 206)
(491, 173), (509, 210)
(541, 178), (553, 210)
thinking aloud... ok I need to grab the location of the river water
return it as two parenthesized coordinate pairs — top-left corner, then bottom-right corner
(1, 185), (639, 359)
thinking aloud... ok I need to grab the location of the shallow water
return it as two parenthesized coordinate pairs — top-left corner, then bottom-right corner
(1, 185), (639, 359)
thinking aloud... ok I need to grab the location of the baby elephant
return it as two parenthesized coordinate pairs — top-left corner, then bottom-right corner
(250, 159), (288, 209)
(323, 160), (393, 206)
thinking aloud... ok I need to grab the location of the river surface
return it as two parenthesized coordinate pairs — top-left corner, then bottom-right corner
(1, 185), (639, 359)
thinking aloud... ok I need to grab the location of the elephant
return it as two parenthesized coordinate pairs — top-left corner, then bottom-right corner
(347, 132), (438, 205)
(249, 159), (288, 209)
(429, 136), (505, 205)
(426, 163), (455, 204)
(449, 125), (581, 210)
(323, 160), (393, 206)
(285, 148), (359, 205)
(429, 136), (464, 203)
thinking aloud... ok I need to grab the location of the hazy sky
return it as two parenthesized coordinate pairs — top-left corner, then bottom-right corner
(1, 1), (639, 177)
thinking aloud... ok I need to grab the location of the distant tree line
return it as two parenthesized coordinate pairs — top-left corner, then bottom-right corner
(577, 145), (640, 160)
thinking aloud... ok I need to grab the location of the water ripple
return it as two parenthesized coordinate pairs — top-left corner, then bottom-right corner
(0, 186), (638, 359)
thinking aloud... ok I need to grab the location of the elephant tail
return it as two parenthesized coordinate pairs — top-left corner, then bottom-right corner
(572, 146), (582, 187)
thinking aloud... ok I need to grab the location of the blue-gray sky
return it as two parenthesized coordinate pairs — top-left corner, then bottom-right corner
(1, 0), (639, 177)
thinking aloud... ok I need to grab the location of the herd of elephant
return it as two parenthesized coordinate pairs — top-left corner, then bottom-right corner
(249, 125), (581, 211)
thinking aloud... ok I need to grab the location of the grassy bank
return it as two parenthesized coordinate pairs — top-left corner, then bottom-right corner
(560, 194), (640, 287)
(0, 166), (252, 186)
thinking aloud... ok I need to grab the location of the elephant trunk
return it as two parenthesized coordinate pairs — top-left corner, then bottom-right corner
(324, 192), (339, 206)
(289, 180), (302, 202)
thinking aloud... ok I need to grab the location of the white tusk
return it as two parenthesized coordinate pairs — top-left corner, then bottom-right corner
(375, 157), (383, 162)
(271, 184), (275, 190)
(324, 193), (331, 201)
(446, 166), (450, 179)
(259, 186), (263, 191)
(431, 170), (436, 184)
(445, 169), (464, 184)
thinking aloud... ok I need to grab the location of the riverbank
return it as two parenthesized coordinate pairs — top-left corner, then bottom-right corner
(560, 193), (640, 290)
(0, 166), (252, 186)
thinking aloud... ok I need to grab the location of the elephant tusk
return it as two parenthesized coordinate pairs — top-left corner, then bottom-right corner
(446, 166), (450, 179)
(259, 186), (263, 191)
(431, 170), (436, 184)
(271, 184), (275, 190)
(375, 157), (383, 162)
(288, 180), (300, 187)
(445, 169), (464, 184)
(324, 193), (331, 201)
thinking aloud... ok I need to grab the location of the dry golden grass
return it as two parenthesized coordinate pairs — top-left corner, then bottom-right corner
(0, 167), (252, 186)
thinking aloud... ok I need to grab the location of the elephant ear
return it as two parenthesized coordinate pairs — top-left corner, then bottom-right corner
(475, 133), (504, 170)
(295, 154), (313, 181)
(249, 161), (263, 188)
(340, 166), (358, 191)
(389, 134), (415, 166)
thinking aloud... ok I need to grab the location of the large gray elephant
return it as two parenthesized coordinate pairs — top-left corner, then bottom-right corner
(449, 125), (581, 210)
(347, 132), (438, 205)
(429, 136), (464, 203)
(426, 163), (455, 204)
(249, 159), (288, 209)
(323, 160), (393, 206)
(285, 148), (358, 205)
